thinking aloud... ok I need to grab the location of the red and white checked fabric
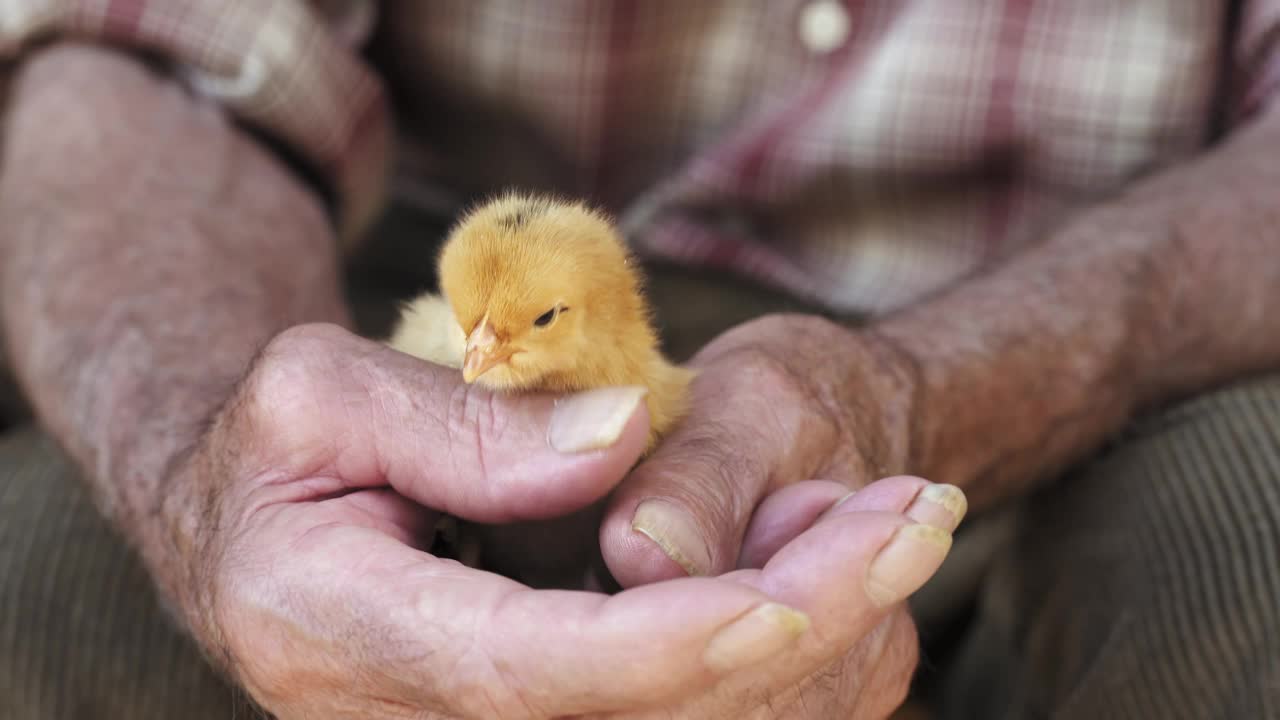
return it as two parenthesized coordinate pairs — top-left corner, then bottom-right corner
(4, 0), (1279, 313)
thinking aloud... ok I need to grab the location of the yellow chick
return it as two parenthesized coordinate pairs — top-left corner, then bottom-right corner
(388, 192), (693, 453)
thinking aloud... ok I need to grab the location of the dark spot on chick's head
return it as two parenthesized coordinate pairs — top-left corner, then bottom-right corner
(496, 205), (535, 231)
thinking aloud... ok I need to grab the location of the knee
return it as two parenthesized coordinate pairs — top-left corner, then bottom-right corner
(1027, 373), (1280, 605)
(1000, 373), (1280, 716)
(1117, 373), (1280, 544)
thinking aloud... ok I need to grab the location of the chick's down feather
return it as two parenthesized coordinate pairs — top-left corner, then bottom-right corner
(388, 294), (467, 369)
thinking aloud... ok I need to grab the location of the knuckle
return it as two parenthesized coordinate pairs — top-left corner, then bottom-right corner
(444, 383), (510, 489)
(710, 343), (818, 428)
(724, 344), (802, 395)
(676, 423), (765, 520)
(260, 322), (351, 361)
(744, 312), (837, 339)
(701, 344), (843, 478)
(210, 323), (356, 475)
(466, 384), (517, 445)
(243, 323), (349, 416)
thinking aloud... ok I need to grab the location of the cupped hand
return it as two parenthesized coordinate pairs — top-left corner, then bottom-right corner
(591, 314), (967, 717)
(164, 323), (958, 719)
(600, 313), (954, 586)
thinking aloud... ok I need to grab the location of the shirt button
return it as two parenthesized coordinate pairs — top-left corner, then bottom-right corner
(798, 0), (851, 55)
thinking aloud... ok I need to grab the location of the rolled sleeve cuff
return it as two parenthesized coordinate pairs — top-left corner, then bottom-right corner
(0, 0), (391, 248)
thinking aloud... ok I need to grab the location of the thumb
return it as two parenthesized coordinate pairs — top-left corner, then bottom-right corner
(598, 351), (839, 587)
(244, 323), (651, 523)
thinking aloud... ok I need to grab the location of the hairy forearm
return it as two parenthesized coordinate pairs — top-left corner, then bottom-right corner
(875, 103), (1280, 510)
(0, 46), (349, 603)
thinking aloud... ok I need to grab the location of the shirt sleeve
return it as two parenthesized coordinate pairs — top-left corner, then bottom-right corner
(1233, 0), (1280, 121)
(0, 0), (391, 248)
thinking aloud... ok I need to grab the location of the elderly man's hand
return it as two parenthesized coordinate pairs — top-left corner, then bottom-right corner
(598, 314), (964, 716)
(602, 314), (955, 581)
(165, 323), (956, 719)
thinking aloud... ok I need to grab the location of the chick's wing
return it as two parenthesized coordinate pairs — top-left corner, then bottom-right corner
(387, 293), (467, 368)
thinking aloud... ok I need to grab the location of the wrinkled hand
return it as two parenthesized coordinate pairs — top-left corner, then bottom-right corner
(603, 313), (945, 583)
(595, 314), (964, 716)
(164, 323), (957, 719)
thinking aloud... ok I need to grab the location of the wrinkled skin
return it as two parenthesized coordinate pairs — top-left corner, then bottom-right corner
(178, 324), (952, 719)
(601, 314), (920, 585)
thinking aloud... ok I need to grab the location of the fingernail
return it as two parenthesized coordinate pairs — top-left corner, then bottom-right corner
(905, 483), (968, 533)
(865, 524), (953, 608)
(704, 602), (810, 673)
(548, 386), (647, 453)
(815, 491), (857, 523)
(632, 499), (713, 576)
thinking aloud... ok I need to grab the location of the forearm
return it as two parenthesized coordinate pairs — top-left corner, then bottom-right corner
(875, 103), (1280, 510)
(0, 46), (349, 605)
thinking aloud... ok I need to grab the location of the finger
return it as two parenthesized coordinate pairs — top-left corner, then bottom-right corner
(736, 480), (849, 569)
(669, 495), (956, 711)
(599, 352), (840, 586)
(655, 608), (920, 720)
(245, 479), (962, 718)
(732, 507), (955, 664)
(737, 476), (967, 570)
(266, 523), (816, 719)
(819, 476), (968, 534)
(245, 324), (650, 522)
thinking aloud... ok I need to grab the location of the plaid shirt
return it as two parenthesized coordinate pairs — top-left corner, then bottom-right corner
(4, 1), (1279, 313)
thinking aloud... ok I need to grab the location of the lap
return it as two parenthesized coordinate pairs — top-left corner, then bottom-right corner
(0, 427), (242, 719)
(940, 373), (1280, 720)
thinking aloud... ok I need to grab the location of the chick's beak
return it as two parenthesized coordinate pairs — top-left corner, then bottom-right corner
(462, 319), (503, 383)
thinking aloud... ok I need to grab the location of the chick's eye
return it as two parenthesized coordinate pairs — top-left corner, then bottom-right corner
(533, 308), (557, 327)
